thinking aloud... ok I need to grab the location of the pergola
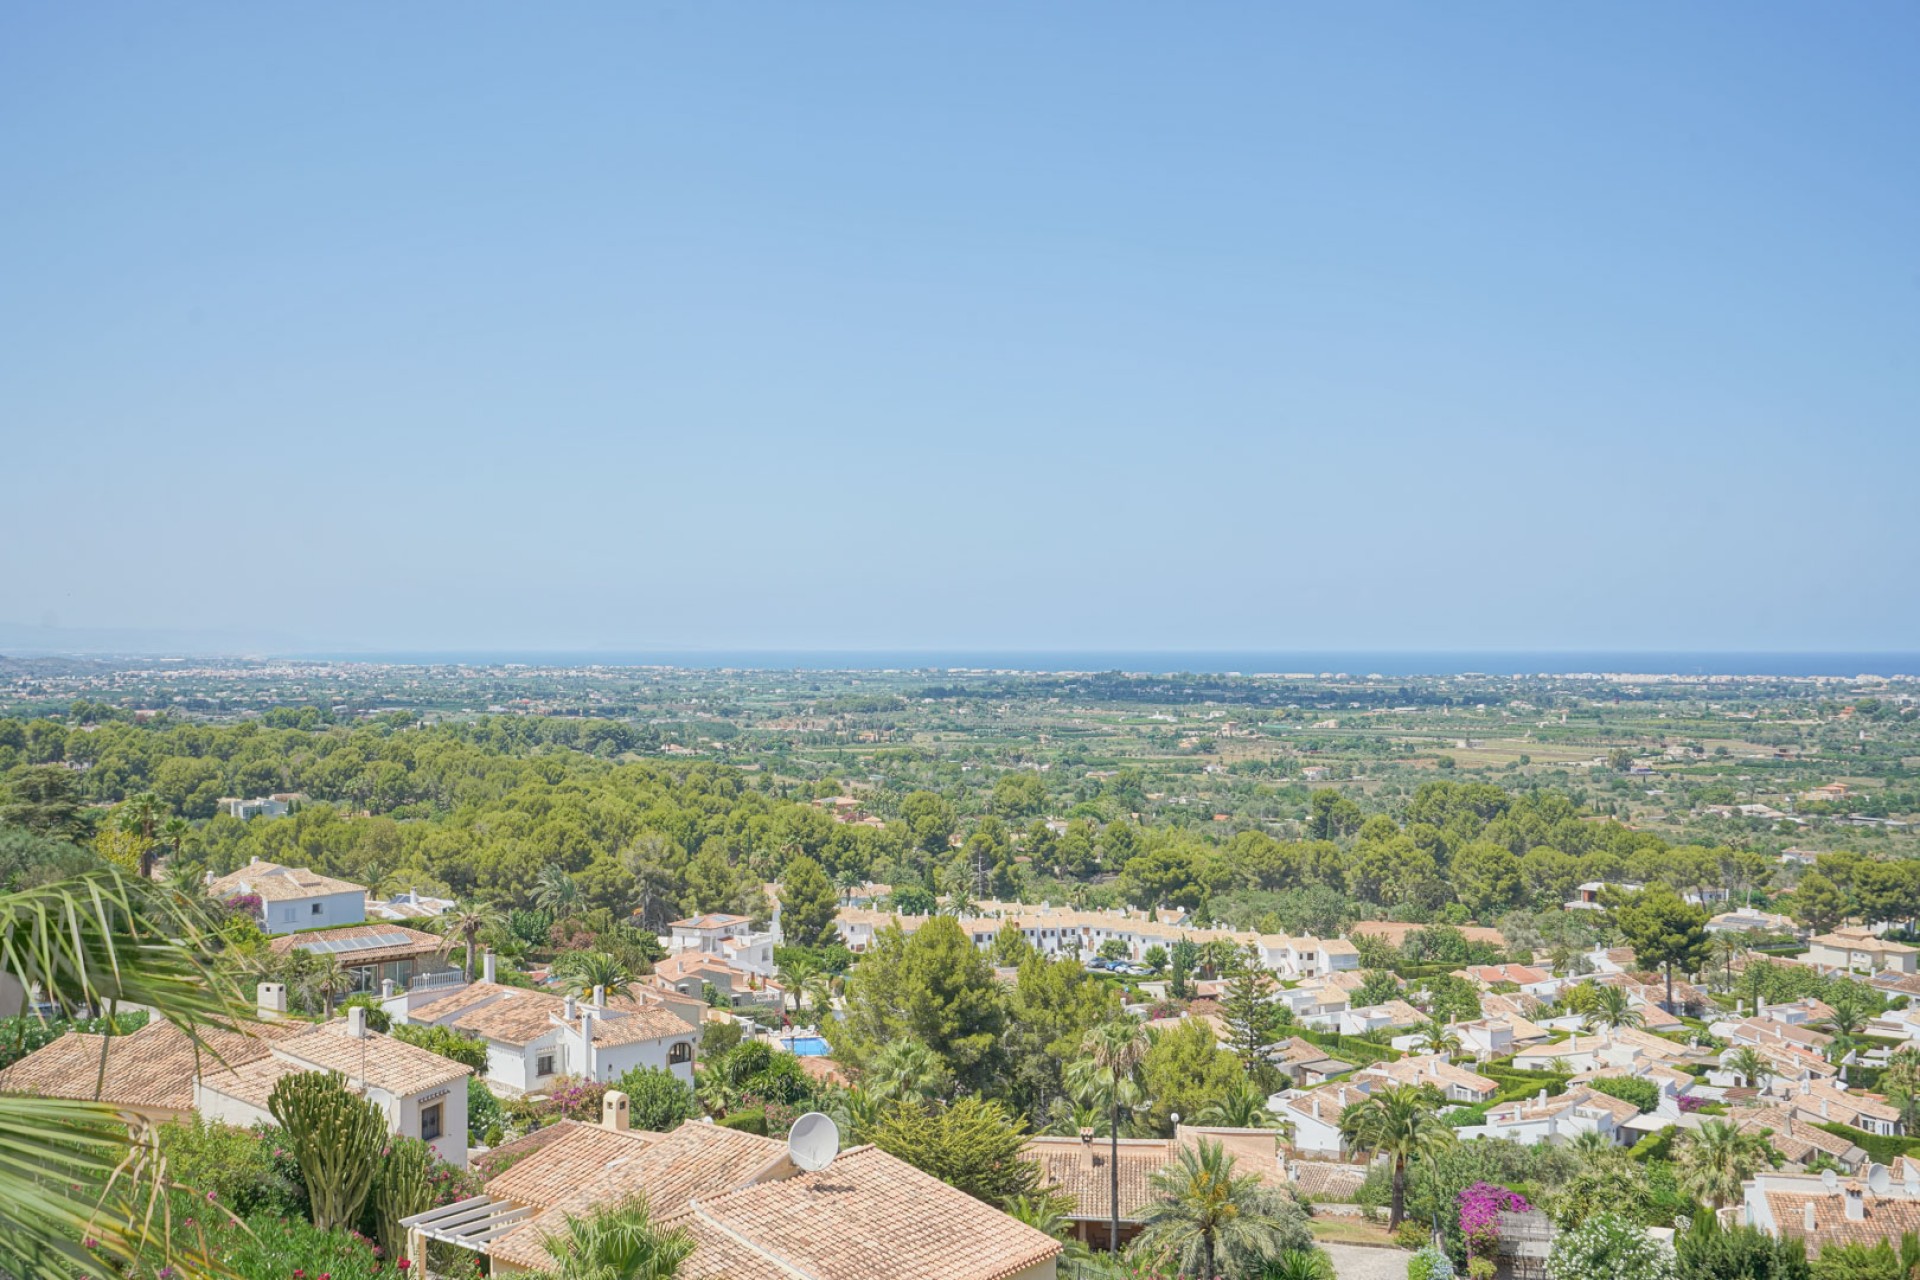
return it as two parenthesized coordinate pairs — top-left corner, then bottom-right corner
(400, 1195), (535, 1271)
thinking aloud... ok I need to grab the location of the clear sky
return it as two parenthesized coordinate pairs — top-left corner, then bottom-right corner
(3, 5), (1916, 655)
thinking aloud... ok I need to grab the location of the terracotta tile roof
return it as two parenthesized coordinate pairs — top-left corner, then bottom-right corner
(487, 1123), (787, 1269)
(1291, 1161), (1367, 1199)
(654, 952), (739, 983)
(485, 1123), (662, 1207)
(0, 1018), (304, 1112)
(268, 924), (445, 966)
(1348, 920), (1507, 947)
(1021, 1136), (1173, 1222)
(670, 913), (751, 929)
(679, 1144), (1061, 1280)
(587, 1005), (696, 1047)
(471, 1120), (588, 1180)
(447, 991), (568, 1046)
(209, 861), (365, 903)
(1770, 1187), (1920, 1255)
(1363, 1054), (1499, 1099)
(278, 1023), (472, 1095)
(1731, 1106), (1863, 1166)
(198, 1055), (306, 1112)
(408, 980), (518, 1023)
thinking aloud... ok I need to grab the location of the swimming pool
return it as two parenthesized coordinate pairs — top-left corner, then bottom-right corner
(780, 1035), (831, 1057)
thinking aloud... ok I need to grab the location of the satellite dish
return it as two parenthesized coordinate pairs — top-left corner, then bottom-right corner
(1870, 1164), (1893, 1195)
(788, 1112), (840, 1173)
(1822, 1169), (1840, 1190)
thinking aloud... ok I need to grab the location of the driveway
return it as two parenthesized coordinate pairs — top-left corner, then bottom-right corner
(1320, 1242), (1410, 1280)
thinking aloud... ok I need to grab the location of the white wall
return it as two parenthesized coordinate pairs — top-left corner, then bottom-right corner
(262, 890), (368, 934)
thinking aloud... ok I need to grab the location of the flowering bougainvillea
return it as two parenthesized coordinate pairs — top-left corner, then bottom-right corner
(1459, 1181), (1533, 1265)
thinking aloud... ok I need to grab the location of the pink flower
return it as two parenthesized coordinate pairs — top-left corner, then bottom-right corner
(206, 1190), (218, 1202)
(398, 1260), (411, 1271)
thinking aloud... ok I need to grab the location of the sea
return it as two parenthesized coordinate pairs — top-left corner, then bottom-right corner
(295, 651), (1920, 678)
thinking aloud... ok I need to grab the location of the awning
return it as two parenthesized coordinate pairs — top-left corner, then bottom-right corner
(400, 1195), (534, 1251)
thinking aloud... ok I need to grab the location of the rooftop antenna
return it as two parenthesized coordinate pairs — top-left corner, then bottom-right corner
(1822, 1169), (1841, 1191)
(787, 1112), (839, 1173)
(1870, 1164), (1893, 1196)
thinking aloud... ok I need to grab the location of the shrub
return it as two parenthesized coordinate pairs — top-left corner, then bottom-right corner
(1547, 1213), (1677, 1280)
(1408, 1244), (1455, 1280)
(156, 1117), (305, 1220)
(468, 1077), (505, 1145)
(0, 1011), (148, 1070)
(545, 1075), (607, 1121)
(719, 1108), (767, 1135)
(223, 1212), (387, 1280)
(389, 1023), (488, 1071)
(610, 1065), (696, 1133)
(1674, 1210), (1810, 1280)
(1586, 1076), (1661, 1113)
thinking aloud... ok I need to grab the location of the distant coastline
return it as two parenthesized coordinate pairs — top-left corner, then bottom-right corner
(280, 650), (1920, 678)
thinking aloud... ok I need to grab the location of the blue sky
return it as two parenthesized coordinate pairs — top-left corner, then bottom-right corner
(3, 5), (1916, 654)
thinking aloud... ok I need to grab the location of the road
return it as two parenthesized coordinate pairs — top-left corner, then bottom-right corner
(1320, 1242), (1410, 1280)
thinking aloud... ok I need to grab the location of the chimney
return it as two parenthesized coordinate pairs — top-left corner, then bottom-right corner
(483, 951), (497, 984)
(564, 994), (578, 1021)
(602, 1089), (630, 1131)
(257, 982), (287, 1020)
(1821, 1099), (1831, 1120)
(592, 984), (606, 1009)
(381, 978), (395, 999)
(1845, 1181), (1866, 1221)
(347, 1006), (369, 1038)
(1311, 1098), (1321, 1120)
(1538, 1087), (1548, 1103)
(1805, 1203), (1818, 1233)
(1079, 1127), (1094, 1148)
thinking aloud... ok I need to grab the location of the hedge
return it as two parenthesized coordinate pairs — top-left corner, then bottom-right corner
(1814, 1121), (1920, 1166)
(1295, 1028), (1400, 1065)
(718, 1109), (768, 1135)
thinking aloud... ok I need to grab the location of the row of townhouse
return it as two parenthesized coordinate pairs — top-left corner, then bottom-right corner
(834, 904), (1360, 978)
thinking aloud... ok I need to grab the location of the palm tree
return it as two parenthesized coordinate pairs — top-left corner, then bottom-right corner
(159, 815), (191, 865)
(1135, 1139), (1307, 1280)
(0, 867), (238, 1279)
(439, 901), (504, 982)
(117, 791), (166, 878)
(1004, 1192), (1095, 1270)
(1064, 1016), (1151, 1255)
(1883, 1046), (1920, 1133)
(533, 865), (583, 920)
(1412, 1017), (1462, 1058)
(1820, 990), (1869, 1054)
(1582, 984), (1642, 1034)
(1569, 1129), (1615, 1158)
(300, 953), (352, 1019)
(1710, 933), (1747, 992)
(776, 950), (823, 1018)
(1675, 1119), (1771, 1208)
(1195, 1076), (1279, 1129)
(1338, 1083), (1455, 1229)
(1725, 1046), (1772, 1092)
(864, 1039), (951, 1104)
(555, 951), (635, 1001)
(537, 1196), (693, 1280)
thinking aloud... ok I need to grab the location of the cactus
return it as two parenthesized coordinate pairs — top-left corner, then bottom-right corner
(371, 1136), (434, 1261)
(268, 1070), (386, 1232)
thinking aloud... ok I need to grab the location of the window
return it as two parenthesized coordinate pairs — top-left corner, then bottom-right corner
(420, 1102), (443, 1143)
(311, 902), (324, 915)
(668, 1042), (692, 1066)
(537, 1054), (555, 1077)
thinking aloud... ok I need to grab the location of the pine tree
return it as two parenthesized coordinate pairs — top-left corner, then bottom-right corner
(779, 855), (840, 949)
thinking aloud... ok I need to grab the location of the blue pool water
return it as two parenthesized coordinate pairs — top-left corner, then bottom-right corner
(781, 1036), (831, 1057)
